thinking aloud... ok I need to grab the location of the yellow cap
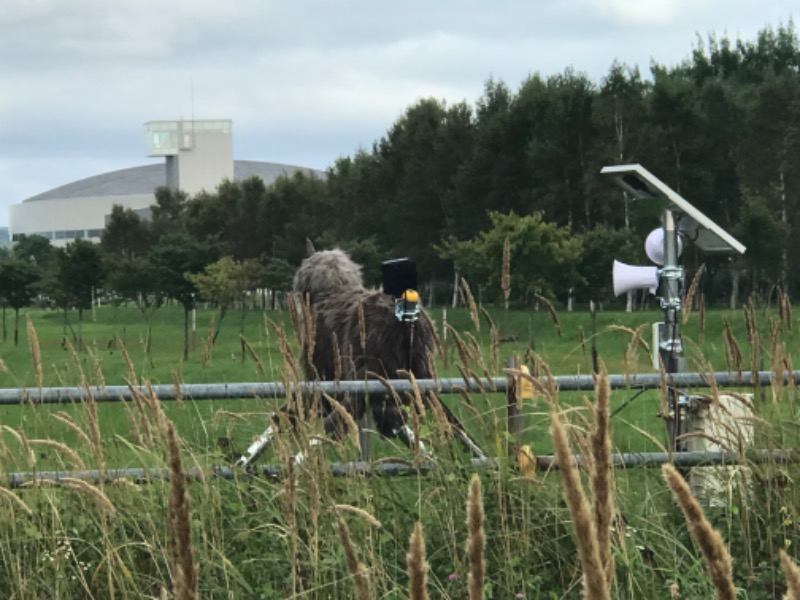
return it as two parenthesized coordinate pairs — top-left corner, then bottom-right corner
(402, 289), (419, 302)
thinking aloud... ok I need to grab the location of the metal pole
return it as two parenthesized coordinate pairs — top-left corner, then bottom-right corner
(5, 450), (796, 488)
(0, 370), (798, 405)
(659, 210), (684, 451)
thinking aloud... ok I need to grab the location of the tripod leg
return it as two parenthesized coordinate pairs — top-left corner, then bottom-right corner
(236, 418), (277, 468)
(394, 423), (431, 457)
(427, 394), (487, 459)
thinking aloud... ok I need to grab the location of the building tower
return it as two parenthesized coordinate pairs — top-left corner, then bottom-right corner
(145, 119), (234, 196)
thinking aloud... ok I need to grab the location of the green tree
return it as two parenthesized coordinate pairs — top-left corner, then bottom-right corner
(577, 225), (639, 305)
(438, 211), (582, 305)
(262, 258), (295, 309)
(101, 205), (153, 260)
(101, 206), (165, 356)
(150, 233), (219, 360)
(735, 189), (790, 301)
(187, 256), (264, 346)
(266, 172), (331, 265)
(12, 234), (58, 299)
(55, 240), (105, 348)
(0, 260), (39, 345)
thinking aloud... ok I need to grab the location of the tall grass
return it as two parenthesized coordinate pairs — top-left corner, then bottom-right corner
(0, 301), (798, 597)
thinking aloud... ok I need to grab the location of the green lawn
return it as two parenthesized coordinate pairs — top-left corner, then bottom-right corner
(0, 302), (792, 467)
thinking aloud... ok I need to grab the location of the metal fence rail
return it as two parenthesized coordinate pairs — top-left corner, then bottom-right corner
(5, 450), (798, 488)
(1, 369), (797, 405)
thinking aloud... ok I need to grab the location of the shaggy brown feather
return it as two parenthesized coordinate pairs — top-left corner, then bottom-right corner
(293, 248), (435, 438)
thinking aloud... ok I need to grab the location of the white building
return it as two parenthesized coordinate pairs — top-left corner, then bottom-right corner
(9, 119), (320, 246)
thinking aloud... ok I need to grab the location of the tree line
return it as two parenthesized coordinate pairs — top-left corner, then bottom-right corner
(1, 21), (799, 347)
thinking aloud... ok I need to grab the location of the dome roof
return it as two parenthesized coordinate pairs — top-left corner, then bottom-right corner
(23, 160), (322, 203)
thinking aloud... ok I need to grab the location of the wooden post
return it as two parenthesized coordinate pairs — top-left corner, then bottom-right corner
(505, 356), (523, 456)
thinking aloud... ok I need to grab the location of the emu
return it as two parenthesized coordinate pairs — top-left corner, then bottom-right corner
(236, 242), (483, 467)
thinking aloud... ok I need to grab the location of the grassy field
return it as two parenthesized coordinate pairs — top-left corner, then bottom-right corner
(0, 301), (798, 598)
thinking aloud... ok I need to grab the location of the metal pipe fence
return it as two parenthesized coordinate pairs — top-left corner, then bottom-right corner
(5, 449), (797, 488)
(0, 369), (796, 405)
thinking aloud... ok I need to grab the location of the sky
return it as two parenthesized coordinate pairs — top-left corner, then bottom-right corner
(0, 0), (796, 227)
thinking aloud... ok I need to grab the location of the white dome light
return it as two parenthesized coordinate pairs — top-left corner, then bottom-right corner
(645, 227), (683, 265)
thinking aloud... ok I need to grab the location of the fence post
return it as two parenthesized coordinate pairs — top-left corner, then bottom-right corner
(505, 356), (523, 456)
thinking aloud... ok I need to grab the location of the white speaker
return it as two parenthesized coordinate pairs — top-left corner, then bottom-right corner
(613, 260), (659, 297)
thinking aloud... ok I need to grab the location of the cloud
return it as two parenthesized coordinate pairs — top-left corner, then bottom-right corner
(0, 0), (796, 223)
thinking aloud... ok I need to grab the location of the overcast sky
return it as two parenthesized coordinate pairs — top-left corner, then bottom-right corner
(0, 0), (795, 227)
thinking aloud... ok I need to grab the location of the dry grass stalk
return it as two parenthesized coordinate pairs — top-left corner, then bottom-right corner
(479, 307), (500, 373)
(52, 412), (94, 449)
(116, 337), (138, 385)
(283, 458), (299, 595)
(460, 278), (480, 332)
(780, 550), (800, 600)
(171, 369), (184, 403)
(0, 486), (33, 516)
(240, 334), (266, 378)
(334, 509), (373, 600)
(65, 338), (105, 473)
(466, 474), (485, 600)
(3, 426), (35, 469)
(463, 331), (488, 372)
(201, 312), (216, 367)
(579, 326), (587, 357)
(300, 293), (317, 368)
(501, 236), (511, 307)
(322, 393), (360, 452)
(662, 464), (735, 600)
(550, 407), (609, 600)
(407, 521), (429, 600)
(534, 293), (562, 337)
(420, 310), (445, 362)
(28, 439), (86, 470)
(699, 293), (706, 341)
(370, 372), (406, 415)
(590, 369), (614, 585)
(722, 319), (743, 379)
(57, 477), (116, 517)
(267, 318), (301, 383)
(771, 338), (787, 403)
(0, 357), (7, 373)
(446, 324), (473, 370)
(426, 390), (453, 443)
(682, 264), (705, 324)
(126, 383), (155, 446)
(87, 344), (106, 388)
(166, 421), (198, 600)
(744, 299), (760, 376)
(397, 370), (426, 418)
(332, 504), (382, 528)
(332, 331), (343, 383)
(357, 297), (367, 352)
(287, 291), (303, 347)
(25, 316), (43, 399)
(138, 380), (166, 441)
(783, 290), (793, 332)
(624, 324), (649, 379)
